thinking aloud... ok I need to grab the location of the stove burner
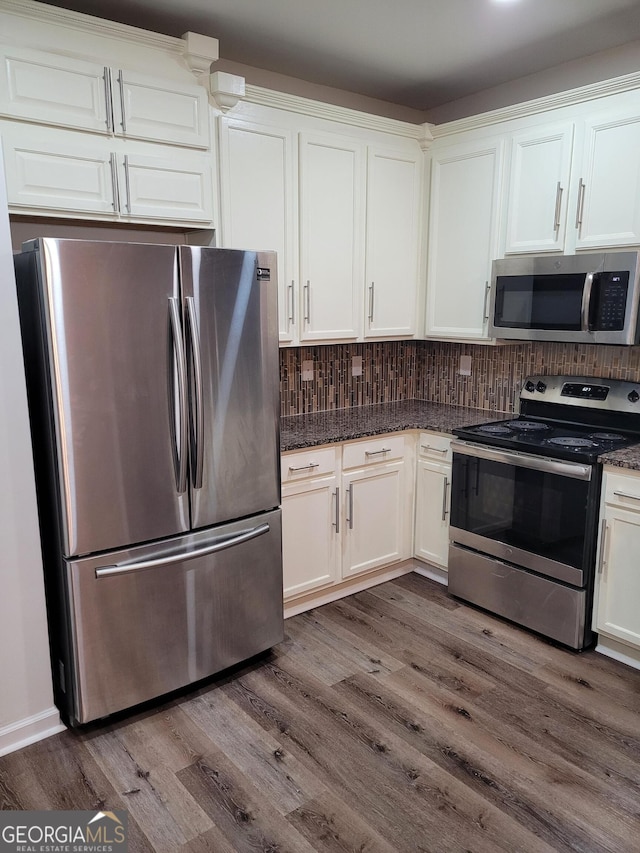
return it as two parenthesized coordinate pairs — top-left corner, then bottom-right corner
(476, 424), (513, 435)
(589, 432), (626, 442)
(506, 420), (551, 432)
(546, 437), (597, 449)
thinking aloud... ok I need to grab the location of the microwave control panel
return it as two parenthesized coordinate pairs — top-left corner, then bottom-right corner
(595, 272), (629, 330)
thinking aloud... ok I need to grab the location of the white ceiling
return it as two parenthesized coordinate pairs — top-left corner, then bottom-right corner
(42, 0), (640, 112)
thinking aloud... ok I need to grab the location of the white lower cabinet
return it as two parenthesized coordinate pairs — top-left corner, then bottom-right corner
(281, 433), (413, 604)
(594, 469), (640, 650)
(413, 433), (452, 568)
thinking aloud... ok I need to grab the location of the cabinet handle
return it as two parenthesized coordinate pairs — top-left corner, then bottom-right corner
(365, 447), (391, 457)
(304, 281), (311, 323)
(103, 67), (114, 132)
(347, 485), (354, 530)
(123, 154), (132, 213)
(368, 282), (375, 323)
(333, 487), (340, 534)
(598, 518), (610, 577)
(575, 178), (586, 229)
(421, 444), (447, 455)
(483, 281), (490, 323)
(441, 477), (450, 521)
(288, 281), (295, 328)
(613, 490), (640, 502)
(288, 462), (319, 473)
(553, 182), (563, 231)
(117, 70), (127, 133)
(109, 152), (120, 212)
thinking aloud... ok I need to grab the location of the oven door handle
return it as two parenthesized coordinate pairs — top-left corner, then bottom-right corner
(451, 440), (592, 481)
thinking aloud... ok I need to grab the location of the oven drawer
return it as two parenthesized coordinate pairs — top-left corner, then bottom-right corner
(448, 544), (590, 649)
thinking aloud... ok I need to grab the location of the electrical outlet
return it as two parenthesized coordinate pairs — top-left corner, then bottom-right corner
(301, 359), (314, 381)
(459, 355), (472, 376)
(352, 355), (363, 377)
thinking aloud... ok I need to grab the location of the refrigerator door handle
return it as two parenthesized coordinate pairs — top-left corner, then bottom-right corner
(95, 522), (271, 578)
(168, 297), (189, 494)
(185, 296), (204, 489)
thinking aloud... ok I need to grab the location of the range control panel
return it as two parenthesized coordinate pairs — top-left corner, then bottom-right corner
(561, 383), (609, 400)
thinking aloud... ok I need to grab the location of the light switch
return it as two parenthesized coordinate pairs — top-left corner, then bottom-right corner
(301, 359), (314, 381)
(459, 355), (472, 376)
(352, 355), (363, 377)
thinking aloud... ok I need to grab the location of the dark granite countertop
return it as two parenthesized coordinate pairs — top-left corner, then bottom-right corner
(280, 400), (501, 452)
(599, 445), (640, 472)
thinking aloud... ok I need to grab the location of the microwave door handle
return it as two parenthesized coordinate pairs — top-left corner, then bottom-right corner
(581, 271), (595, 332)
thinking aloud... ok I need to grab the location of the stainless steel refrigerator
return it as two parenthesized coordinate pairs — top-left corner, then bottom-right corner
(14, 238), (283, 726)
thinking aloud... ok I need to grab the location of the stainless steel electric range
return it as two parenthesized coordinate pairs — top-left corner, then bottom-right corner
(448, 375), (640, 650)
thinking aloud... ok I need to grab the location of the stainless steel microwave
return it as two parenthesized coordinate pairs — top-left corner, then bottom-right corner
(488, 251), (640, 345)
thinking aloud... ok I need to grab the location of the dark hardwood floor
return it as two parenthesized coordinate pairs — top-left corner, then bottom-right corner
(2, 573), (640, 852)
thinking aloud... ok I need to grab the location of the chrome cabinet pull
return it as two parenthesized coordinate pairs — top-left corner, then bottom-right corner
(96, 523), (270, 578)
(288, 462), (319, 473)
(347, 485), (354, 529)
(333, 487), (340, 534)
(441, 477), (450, 521)
(365, 447), (391, 457)
(421, 444), (447, 455)
(368, 282), (375, 323)
(288, 281), (295, 328)
(553, 181), (563, 231)
(613, 490), (640, 502)
(598, 519), (610, 576)
(109, 152), (120, 212)
(117, 69), (127, 132)
(575, 178), (586, 228)
(103, 67), (114, 132)
(304, 281), (311, 323)
(483, 281), (491, 322)
(168, 297), (188, 495)
(123, 154), (132, 213)
(186, 297), (204, 489)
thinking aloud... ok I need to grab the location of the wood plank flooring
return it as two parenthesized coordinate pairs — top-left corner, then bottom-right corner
(1, 573), (640, 852)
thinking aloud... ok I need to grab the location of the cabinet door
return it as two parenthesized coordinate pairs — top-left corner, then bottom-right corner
(299, 132), (364, 341)
(426, 137), (504, 339)
(504, 124), (573, 254)
(0, 45), (109, 133)
(365, 147), (422, 338)
(112, 68), (210, 148)
(117, 149), (214, 223)
(1, 122), (115, 215)
(219, 119), (297, 343)
(594, 507), (640, 649)
(572, 108), (640, 249)
(342, 462), (409, 578)
(414, 460), (450, 568)
(282, 476), (340, 599)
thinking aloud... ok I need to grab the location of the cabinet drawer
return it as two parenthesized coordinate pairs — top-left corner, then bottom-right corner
(282, 446), (338, 483)
(418, 432), (452, 463)
(604, 470), (640, 510)
(342, 434), (405, 469)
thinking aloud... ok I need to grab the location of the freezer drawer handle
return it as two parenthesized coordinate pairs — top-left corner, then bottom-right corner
(95, 523), (270, 578)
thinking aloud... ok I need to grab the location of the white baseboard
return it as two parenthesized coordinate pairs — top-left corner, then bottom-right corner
(0, 707), (66, 757)
(595, 636), (640, 672)
(412, 560), (448, 586)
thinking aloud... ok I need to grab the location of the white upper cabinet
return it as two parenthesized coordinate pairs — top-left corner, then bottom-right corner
(504, 123), (574, 254)
(570, 106), (640, 250)
(365, 147), (422, 337)
(426, 136), (504, 340)
(0, 46), (209, 148)
(218, 118), (297, 343)
(299, 132), (365, 342)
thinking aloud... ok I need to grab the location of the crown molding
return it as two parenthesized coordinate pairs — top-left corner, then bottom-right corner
(431, 70), (640, 139)
(243, 84), (425, 141)
(0, 0), (183, 53)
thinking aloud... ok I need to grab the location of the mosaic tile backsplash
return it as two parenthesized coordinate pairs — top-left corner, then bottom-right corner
(280, 340), (640, 416)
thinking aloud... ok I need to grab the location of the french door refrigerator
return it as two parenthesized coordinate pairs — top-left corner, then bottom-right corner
(14, 238), (283, 726)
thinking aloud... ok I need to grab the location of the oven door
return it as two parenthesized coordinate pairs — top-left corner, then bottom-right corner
(449, 440), (596, 587)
